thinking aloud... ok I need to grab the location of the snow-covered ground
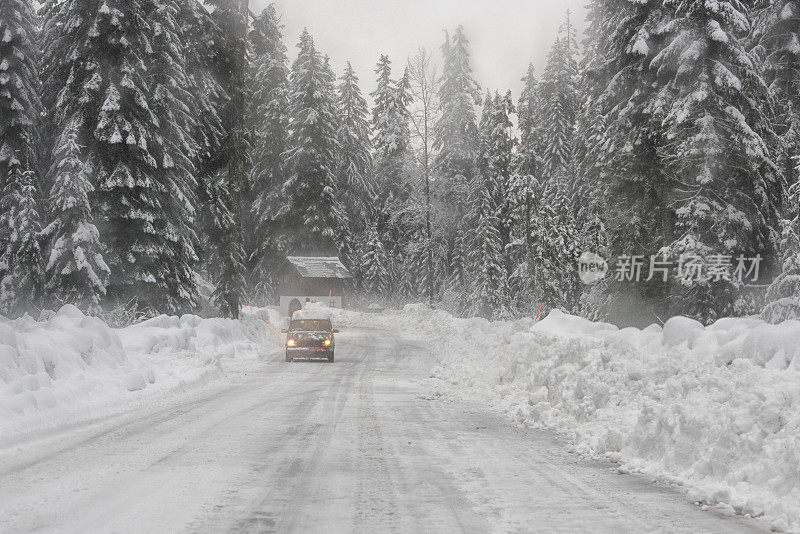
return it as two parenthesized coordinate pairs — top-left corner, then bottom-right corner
(314, 303), (800, 533)
(1, 302), (797, 532)
(0, 319), (767, 533)
(0, 304), (283, 441)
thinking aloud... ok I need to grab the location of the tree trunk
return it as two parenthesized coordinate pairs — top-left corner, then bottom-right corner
(226, 0), (249, 319)
(425, 143), (433, 307)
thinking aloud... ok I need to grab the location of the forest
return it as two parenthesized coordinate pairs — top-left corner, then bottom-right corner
(1, 0), (799, 327)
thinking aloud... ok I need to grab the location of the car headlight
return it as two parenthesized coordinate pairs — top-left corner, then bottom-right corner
(323, 338), (331, 346)
(287, 339), (296, 347)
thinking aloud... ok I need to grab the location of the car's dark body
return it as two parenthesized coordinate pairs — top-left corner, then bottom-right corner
(284, 318), (336, 362)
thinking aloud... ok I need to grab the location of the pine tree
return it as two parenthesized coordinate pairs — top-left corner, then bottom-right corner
(434, 26), (481, 303)
(176, 0), (233, 308)
(371, 55), (397, 175)
(370, 55), (413, 295)
(0, 168), (44, 316)
(277, 30), (344, 254)
(539, 13), (580, 198)
(479, 91), (516, 265)
(247, 4), (289, 297)
(371, 55), (411, 205)
(532, 202), (583, 312)
(510, 65), (544, 298)
(336, 62), (374, 236)
(41, 0), (204, 313)
(754, 1), (800, 322)
(469, 183), (509, 319)
(579, 0), (673, 322)
(336, 62), (374, 282)
(653, 0), (781, 321)
(753, 0), (800, 190)
(443, 233), (470, 315)
(43, 121), (109, 312)
(150, 0), (202, 311)
(762, 181), (800, 322)
(403, 233), (430, 298)
(0, 0), (41, 179)
(0, 0), (43, 313)
(434, 26), (481, 190)
(516, 64), (543, 179)
(204, 0), (250, 318)
(361, 225), (389, 294)
(477, 92), (494, 192)
(176, 0), (227, 170)
(174, 0), (245, 315)
(207, 171), (247, 318)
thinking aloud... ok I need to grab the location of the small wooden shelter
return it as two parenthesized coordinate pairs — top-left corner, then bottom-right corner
(278, 256), (352, 317)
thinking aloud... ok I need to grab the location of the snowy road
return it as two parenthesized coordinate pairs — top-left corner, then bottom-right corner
(0, 328), (769, 533)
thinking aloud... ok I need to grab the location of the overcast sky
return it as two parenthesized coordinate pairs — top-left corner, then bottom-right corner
(254, 0), (588, 103)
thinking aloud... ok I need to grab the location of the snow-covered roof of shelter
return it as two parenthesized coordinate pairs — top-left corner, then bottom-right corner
(286, 256), (353, 279)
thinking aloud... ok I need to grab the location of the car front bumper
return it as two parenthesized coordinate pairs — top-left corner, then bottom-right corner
(286, 348), (333, 359)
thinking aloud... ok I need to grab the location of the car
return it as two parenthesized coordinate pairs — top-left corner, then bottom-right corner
(282, 318), (339, 362)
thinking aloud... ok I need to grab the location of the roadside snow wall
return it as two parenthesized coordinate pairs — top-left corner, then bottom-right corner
(0, 305), (277, 440)
(331, 303), (800, 532)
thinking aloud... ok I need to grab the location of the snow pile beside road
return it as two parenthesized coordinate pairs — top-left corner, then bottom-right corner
(342, 303), (800, 532)
(0, 305), (276, 439)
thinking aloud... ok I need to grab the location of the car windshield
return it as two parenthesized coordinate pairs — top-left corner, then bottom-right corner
(289, 319), (332, 332)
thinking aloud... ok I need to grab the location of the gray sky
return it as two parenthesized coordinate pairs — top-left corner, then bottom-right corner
(255, 0), (588, 102)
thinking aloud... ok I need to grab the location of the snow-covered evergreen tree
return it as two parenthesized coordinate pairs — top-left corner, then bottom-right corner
(277, 30), (344, 254)
(206, 171), (247, 318)
(0, 0), (43, 311)
(203, 0), (250, 318)
(176, 0), (227, 169)
(247, 4), (289, 296)
(149, 0), (203, 311)
(0, 0), (41, 175)
(361, 225), (389, 294)
(762, 180), (800, 322)
(578, 0), (672, 322)
(509, 65), (544, 300)
(653, 0), (781, 321)
(478, 91), (516, 265)
(531, 202), (583, 313)
(755, 1), (800, 322)
(539, 13), (580, 198)
(443, 233), (470, 315)
(434, 26), (481, 302)
(469, 183), (509, 319)
(753, 0), (800, 188)
(41, 0), (205, 313)
(0, 168), (45, 315)
(337, 62), (374, 235)
(370, 55), (414, 294)
(43, 121), (109, 312)
(434, 26), (481, 192)
(516, 64), (543, 179)
(371, 55), (411, 204)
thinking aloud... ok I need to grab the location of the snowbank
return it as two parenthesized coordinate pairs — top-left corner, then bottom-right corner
(335, 302), (800, 532)
(0, 305), (278, 440)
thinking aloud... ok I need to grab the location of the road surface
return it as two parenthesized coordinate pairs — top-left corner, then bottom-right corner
(0, 328), (768, 533)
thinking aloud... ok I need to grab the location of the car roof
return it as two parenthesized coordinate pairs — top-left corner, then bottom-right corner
(289, 318), (332, 329)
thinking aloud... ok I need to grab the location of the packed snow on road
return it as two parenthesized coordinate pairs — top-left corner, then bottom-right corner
(0, 302), (796, 532)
